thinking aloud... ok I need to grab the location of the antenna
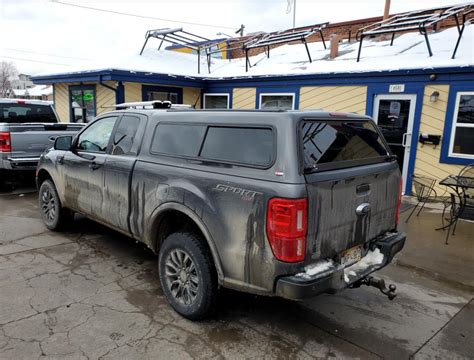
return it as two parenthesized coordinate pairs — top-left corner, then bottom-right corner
(235, 24), (245, 37)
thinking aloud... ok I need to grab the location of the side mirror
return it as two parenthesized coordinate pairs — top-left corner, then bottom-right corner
(54, 135), (73, 151)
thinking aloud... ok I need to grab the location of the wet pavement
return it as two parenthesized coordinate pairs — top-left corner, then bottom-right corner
(0, 184), (473, 359)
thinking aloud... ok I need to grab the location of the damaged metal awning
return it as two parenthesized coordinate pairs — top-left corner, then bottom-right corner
(356, 4), (474, 62)
(243, 22), (328, 72)
(140, 27), (219, 74)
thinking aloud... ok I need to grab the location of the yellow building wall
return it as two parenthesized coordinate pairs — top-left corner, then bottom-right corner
(183, 87), (201, 108)
(413, 85), (462, 195)
(96, 81), (116, 116)
(124, 82), (141, 103)
(299, 86), (367, 114)
(53, 83), (69, 122)
(232, 88), (256, 109)
(124, 82), (201, 108)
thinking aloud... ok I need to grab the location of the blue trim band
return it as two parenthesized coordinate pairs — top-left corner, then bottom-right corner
(440, 83), (474, 166)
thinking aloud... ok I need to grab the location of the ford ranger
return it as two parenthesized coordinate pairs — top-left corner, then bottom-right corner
(36, 102), (406, 320)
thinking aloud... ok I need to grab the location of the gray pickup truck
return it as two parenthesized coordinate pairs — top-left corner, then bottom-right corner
(0, 98), (84, 188)
(36, 103), (406, 320)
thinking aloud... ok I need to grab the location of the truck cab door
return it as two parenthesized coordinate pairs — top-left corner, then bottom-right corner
(61, 116), (119, 219)
(102, 114), (146, 234)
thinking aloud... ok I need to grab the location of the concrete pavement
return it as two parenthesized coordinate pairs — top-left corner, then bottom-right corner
(0, 187), (472, 359)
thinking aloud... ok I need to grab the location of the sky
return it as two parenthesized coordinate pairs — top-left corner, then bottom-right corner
(0, 0), (467, 75)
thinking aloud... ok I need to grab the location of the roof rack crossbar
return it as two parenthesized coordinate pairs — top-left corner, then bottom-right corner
(113, 101), (194, 110)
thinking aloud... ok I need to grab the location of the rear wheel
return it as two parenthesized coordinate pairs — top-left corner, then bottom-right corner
(38, 180), (73, 230)
(158, 232), (217, 320)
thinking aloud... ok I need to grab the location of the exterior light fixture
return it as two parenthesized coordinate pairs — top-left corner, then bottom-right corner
(430, 91), (440, 102)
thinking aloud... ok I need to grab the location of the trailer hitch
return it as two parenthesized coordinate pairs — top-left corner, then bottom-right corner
(352, 275), (397, 300)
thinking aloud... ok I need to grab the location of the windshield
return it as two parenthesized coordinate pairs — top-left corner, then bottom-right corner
(301, 120), (391, 172)
(0, 103), (57, 123)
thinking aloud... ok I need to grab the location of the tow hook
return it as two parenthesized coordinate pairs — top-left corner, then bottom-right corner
(352, 276), (397, 300)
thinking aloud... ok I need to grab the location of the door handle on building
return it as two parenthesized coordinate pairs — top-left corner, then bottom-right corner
(402, 133), (411, 147)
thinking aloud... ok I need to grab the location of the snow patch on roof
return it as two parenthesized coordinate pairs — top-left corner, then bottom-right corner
(12, 85), (53, 97)
(35, 25), (474, 80)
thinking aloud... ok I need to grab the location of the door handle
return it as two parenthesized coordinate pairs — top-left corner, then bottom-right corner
(89, 162), (101, 170)
(402, 133), (411, 147)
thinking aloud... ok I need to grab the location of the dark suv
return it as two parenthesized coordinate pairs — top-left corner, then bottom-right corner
(37, 105), (406, 319)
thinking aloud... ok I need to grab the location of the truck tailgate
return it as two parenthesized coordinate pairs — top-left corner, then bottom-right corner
(305, 162), (400, 260)
(9, 124), (83, 159)
(300, 118), (400, 262)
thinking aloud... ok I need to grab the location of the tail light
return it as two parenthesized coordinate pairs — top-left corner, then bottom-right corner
(395, 178), (403, 225)
(0, 132), (11, 152)
(266, 198), (308, 263)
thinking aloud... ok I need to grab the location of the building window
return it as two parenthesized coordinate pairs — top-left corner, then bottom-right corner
(203, 94), (229, 109)
(449, 92), (474, 158)
(259, 93), (295, 110)
(147, 91), (179, 103)
(70, 86), (96, 123)
(142, 85), (183, 104)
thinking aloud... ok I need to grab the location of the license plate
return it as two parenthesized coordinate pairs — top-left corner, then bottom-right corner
(340, 245), (362, 266)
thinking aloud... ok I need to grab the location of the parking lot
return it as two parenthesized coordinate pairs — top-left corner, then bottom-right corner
(0, 185), (472, 359)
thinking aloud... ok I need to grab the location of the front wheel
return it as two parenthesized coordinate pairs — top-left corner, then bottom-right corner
(38, 180), (73, 231)
(158, 232), (217, 320)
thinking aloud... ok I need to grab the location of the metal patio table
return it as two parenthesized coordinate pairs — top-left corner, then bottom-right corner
(436, 174), (474, 244)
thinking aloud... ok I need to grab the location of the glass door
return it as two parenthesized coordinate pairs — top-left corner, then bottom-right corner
(373, 94), (417, 192)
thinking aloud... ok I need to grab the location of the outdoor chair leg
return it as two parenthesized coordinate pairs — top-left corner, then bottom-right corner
(452, 217), (459, 235)
(445, 222), (452, 245)
(416, 199), (427, 216)
(405, 202), (419, 223)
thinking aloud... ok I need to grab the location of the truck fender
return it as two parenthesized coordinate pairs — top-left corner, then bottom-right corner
(145, 201), (224, 284)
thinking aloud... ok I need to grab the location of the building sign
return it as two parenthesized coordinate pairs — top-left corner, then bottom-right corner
(389, 84), (405, 93)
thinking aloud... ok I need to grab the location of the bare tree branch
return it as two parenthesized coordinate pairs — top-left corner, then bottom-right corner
(0, 61), (18, 98)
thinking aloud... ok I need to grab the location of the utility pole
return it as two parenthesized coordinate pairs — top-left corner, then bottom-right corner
(287, 0), (296, 28)
(293, 0), (296, 28)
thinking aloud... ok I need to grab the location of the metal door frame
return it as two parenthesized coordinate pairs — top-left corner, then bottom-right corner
(373, 94), (417, 193)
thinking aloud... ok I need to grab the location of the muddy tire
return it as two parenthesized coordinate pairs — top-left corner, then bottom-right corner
(158, 232), (217, 320)
(38, 179), (73, 231)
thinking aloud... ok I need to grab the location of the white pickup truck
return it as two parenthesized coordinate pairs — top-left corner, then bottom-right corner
(0, 98), (84, 188)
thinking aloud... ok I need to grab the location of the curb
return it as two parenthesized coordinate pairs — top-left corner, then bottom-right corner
(392, 257), (474, 293)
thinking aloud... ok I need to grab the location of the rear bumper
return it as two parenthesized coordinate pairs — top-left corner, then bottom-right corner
(1, 157), (40, 170)
(275, 231), (406, 300)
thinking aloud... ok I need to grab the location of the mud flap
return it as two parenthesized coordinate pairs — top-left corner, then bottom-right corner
(350, 275), (397, 300)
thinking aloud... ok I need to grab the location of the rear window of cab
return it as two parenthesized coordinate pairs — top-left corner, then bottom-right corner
(301, 119), (391, 172)
(150, 123), (274, 167)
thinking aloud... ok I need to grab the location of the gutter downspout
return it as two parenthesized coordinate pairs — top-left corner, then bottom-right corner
(99, 75), (124, 105)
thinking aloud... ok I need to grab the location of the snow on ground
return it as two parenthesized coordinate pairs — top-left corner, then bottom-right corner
(36, 25), (473, 79)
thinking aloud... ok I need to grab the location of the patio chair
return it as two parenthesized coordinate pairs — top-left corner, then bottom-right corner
(405, 175), (437, 223)
(441, 164), (474, 244)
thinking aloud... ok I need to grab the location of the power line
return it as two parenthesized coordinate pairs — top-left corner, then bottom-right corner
(2, 48), (92, 61)
(51, 0), (237, 30)
(0, 56), (71, 67)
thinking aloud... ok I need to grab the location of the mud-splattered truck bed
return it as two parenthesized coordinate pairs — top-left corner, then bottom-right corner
(36, 102), (406, 319)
